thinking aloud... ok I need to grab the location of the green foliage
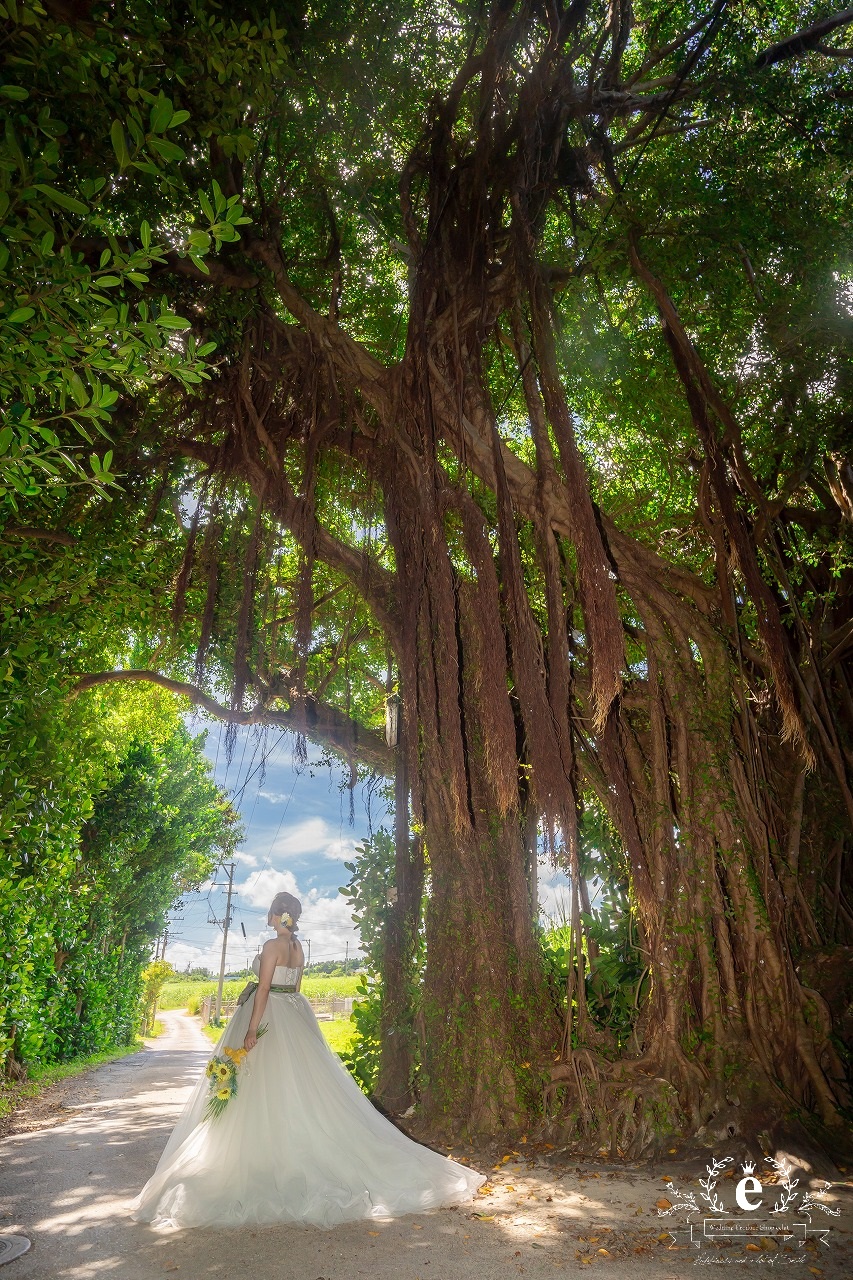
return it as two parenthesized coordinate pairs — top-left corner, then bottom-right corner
(0, 677), (240, 1073)
(338, 829), (396, 1093)
(140, 959), (176, 1034)
(0, 0), (288, 507)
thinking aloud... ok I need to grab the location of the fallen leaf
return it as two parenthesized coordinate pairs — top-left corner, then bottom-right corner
(473, 1213), (495, 1221)
(368, 1231), (380, 1236)
(807, 1269), (823, 1276)
(504, 1185), (516, 1191)
(656, 1198), (672, 1210)
(661, 1175), (672, 1183)
(543, 1143), (554, 1149)
(520, 1136), (528, 1143)
(759, 1238), (776, 1250)
(657, 1233), (671, 1243)
(634, 1207), (644, 1215)
(668, 1148), (677, 1154)
(588, 1236), (599, 1243)
(412, 1224), (422, 1230)
(745, 1243), (762, 1252)
(597, 1248), (612, 1258)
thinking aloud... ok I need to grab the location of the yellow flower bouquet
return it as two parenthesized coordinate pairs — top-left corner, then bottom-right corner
(203, 1026), (267, 1120)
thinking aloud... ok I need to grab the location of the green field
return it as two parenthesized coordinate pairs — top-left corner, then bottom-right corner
(160, 973), (362, 1014)
(200, 1014), (357, 1056)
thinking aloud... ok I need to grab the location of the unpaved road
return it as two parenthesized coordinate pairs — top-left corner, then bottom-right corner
(1, 1011), (851, 1279)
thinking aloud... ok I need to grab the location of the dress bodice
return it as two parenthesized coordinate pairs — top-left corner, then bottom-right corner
(251, 954), (302, 984)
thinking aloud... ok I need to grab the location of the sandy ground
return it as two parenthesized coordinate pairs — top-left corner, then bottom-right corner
(0, 1010), (851, 1280)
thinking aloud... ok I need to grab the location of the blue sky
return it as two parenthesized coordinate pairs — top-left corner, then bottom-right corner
(163, 719), (389, 974)
(163, 717), (573, 975)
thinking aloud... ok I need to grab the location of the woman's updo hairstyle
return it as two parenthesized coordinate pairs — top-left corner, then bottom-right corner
(269, 891), (302, 934)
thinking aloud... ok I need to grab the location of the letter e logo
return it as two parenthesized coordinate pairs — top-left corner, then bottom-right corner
(735, 1176), (763, 1211)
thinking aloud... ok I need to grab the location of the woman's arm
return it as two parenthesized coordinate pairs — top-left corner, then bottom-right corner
(244, 942), (277, 1051)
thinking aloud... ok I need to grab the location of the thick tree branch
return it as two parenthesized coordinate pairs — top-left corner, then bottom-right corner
(246, 238), (393, 419)
(71, 669), (394, 775)
(2, 525), (76, 547)
(755, 10), (853, 68)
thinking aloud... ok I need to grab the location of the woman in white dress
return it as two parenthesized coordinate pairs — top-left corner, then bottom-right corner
(132, 891), (485, 1229)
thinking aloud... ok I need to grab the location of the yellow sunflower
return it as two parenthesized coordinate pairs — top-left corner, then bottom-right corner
(216, 1063), (231, 1081)
(216, 1088), (230, 1100)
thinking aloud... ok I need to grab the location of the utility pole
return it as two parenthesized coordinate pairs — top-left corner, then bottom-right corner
(305, 937), (311, 968)
(210, 862), (236, 1022)
(344, 940), (349, 973)
(160, 928), (169, 962)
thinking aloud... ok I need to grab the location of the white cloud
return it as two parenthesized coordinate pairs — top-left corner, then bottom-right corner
(235, 851), (259, 868)
(320, 836), (359, 862)
(257, 788), (295, 804)
(244, 817), (360, 867)
(238, 867), (301, 910)
(538, 866), (572, 926)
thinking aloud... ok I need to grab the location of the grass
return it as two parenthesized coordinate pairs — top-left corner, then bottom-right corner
(160, 974), (363, 1014)
(319, 1017), (357, 1055)
(0, 1039), (145, 1121)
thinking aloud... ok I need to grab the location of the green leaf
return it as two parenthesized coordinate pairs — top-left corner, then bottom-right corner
(198, 190), (215, 223)
(156, 314), (192, 330)
(33, 185), (88, 216)
(68, 372), (89, 407)
(6, 307), (35, 323)
(169, 109), (191, 128)
(140, 220), (151, 250)
(110, 120), (131, 169)
(150, 94), (174, 134)
(147, 136), (186, 164)
(0, 84), (29, 101)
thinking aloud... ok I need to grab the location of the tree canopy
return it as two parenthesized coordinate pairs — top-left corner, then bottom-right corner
(2, 0), (851, 1153)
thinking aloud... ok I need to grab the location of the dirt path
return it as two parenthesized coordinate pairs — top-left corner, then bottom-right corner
(0, 1011), (850, 1279)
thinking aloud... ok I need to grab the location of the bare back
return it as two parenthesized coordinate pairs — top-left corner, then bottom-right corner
(260, 934), (305, 985)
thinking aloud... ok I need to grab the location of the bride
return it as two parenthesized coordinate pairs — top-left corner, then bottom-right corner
(132, 891), (485, 1228)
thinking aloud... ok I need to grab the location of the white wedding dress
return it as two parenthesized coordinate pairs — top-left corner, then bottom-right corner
(132, 957), (484, 1228)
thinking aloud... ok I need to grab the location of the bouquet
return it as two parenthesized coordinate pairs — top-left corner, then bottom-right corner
(204, 1025), (266, 1120)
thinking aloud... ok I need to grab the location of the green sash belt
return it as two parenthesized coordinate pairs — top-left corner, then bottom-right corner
(269, 984), (298, 993)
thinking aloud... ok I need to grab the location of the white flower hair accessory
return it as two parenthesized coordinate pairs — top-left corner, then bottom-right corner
(279, 912), (294, 929)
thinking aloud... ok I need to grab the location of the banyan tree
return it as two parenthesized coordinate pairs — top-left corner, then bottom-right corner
(58, 0), (851, 1151)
